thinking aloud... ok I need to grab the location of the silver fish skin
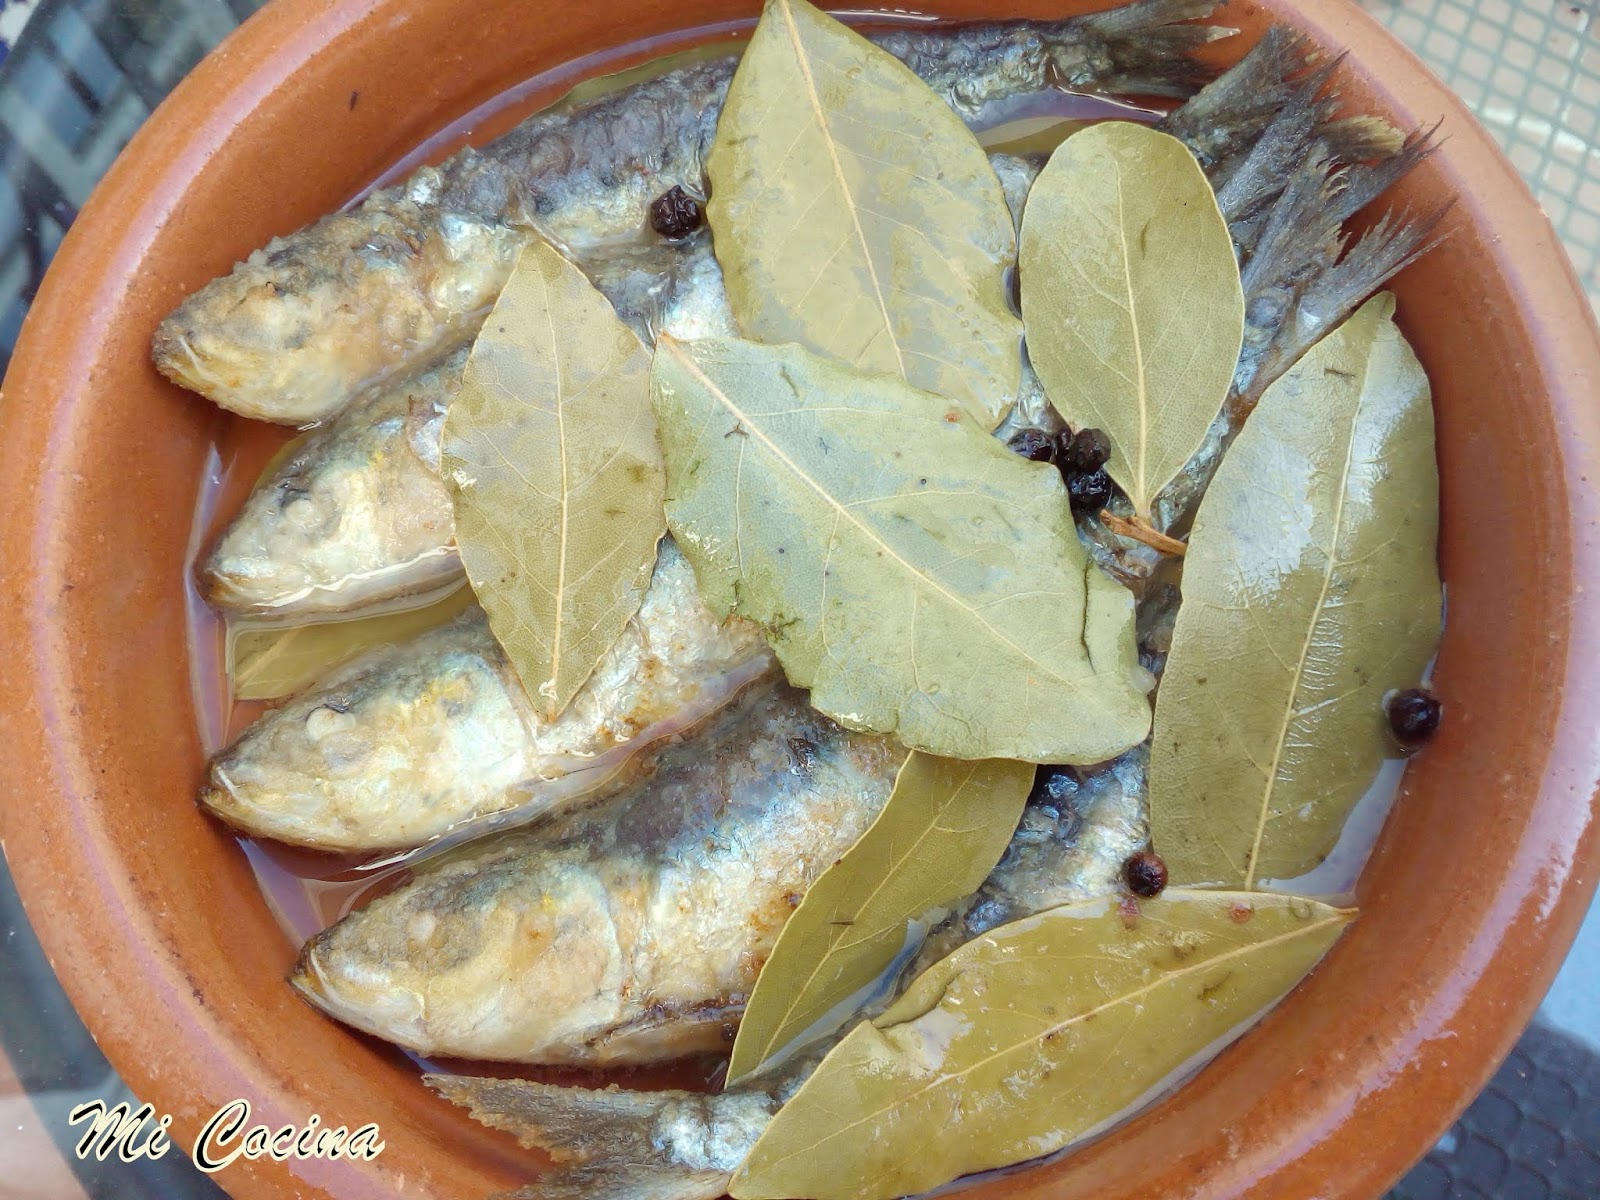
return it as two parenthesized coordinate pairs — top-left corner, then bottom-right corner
(151, 0), (1224, 425)
(202, 540), (773, 852)
(291, 681), (906, 1064)
(200, 235), (725, 617)
(424, 749), (1149, 1200)
(911, 748), (1148, 971)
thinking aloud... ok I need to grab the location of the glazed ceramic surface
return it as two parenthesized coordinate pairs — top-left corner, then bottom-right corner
(1, 0), (1598, 1197)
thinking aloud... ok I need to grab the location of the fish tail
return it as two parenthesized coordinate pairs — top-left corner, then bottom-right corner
(1332, 120), (1444, 221)
(1058, 0), (1233, 98)
(1228, 145), (1346, 403)
(1212, 54), (1342, 225)
(1300, 200), (1453, 330)
(1233, 193), (1447, 412)
(1161, 27), (1312, 163)
(426, 1076), (685, 1162)
(427, 1075), (777, 1200)
(1232, 117), (1444, 398)
(1137, 29), (1444, 537)
(1319, 113), (1408, 163)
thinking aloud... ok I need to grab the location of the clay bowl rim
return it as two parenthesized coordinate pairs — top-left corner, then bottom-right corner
(2, 0), (1598, 1197)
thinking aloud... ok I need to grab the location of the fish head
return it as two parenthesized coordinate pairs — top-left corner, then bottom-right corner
(200, 471), (350, 615)
(199, 353), (464, 617)
(151, 221), (396, 427)
(198, 438), (458, 617)
(152, 204), (509, 426)
(291, 849), (629, 1061)
(199, 622), (533, 851)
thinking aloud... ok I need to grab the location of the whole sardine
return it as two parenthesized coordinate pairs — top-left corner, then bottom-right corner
(422, 750), (1149, 1200)
(200, 236), (725, 616)
(202, 540), (774, 852)
(291, 681), (906, 1063)
(151, 0), (1224, 425)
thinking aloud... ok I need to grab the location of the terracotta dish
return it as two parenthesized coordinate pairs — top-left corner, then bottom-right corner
(1, 0), (1597, 1196)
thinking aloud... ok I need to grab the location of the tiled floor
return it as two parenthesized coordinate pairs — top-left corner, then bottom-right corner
(0, 0), (45, 64)
(1365, 0), (1600, 307)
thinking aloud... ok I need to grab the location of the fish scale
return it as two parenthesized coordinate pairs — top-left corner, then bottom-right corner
(418, 744), (1149, 1200)
(198, 26), (1439, 623)
(388, 30), (1445, 1196)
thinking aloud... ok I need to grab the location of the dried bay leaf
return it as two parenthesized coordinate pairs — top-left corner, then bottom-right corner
(228, 585), (475, 700)
(1020, 121), (1244, 519)
(1149, 293), (1441, 889)
(651, 336), (1151, 764)
(442, 241), (665, 721)
(732, 889), (1353, 1200)
(728, 753), (1033, 1084)
(706, 0), (1022, 429)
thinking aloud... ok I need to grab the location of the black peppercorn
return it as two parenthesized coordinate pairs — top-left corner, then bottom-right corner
(1067, 467), (1113, 514)
(1007, 428), (1057, 463)
(1123, 850), (1168, 898)
(1387, 687), (1442, 746)
(1059, 427), (1112, 474)
(649, 185), (704, 239)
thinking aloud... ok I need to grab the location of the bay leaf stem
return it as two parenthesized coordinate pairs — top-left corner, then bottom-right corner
(1100, 510), (1188, 556)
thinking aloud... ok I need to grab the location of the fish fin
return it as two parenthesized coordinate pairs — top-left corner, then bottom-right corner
(496, 1163), (732, 1200)
(1212, 55), (1341, 225)
(1319, 113), (1408, 163)
(583, 1001), (745, 1065)
(1236, 199), (1450, 408)
(1333, 121), (1443, 222)
(1229, 111), (1444, 405)
(426, 1076), (683, 1162)
(1225, 143), (1346, 404)
(1153, 28), (1445, 527)
(1300, 202), (1453, 331)
(1058, 0), (1233, 99)
(429, 1076), (773, 1200)
(1161, 27), (1312, 164)
(426, 1074), (780, 1196)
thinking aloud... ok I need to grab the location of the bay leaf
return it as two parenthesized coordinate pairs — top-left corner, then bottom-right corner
(441, 240), (665, 721)
(228, 584), (474, 700)
(731, 889), (1353, 1200)
(651, 335), (1150, 764)
(728, 753), (1033, 1084)
(1149, 292), (1441, 889)
(706, 0), (1021, 429)
(1020, 121), (1244, 519)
